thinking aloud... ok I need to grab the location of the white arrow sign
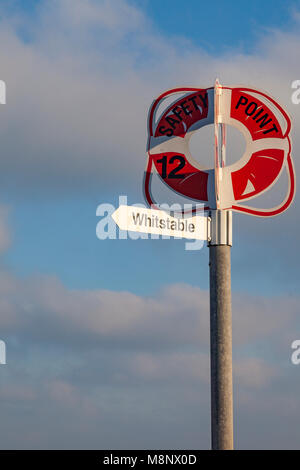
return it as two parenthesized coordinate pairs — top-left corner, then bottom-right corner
(112, 205), (208, 240)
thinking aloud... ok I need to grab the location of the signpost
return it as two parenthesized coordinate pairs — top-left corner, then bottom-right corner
(113, 80), (295, 450)
(111, 204), (208, 240)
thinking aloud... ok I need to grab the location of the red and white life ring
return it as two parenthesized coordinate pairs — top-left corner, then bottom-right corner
(144, 83), (295, 217)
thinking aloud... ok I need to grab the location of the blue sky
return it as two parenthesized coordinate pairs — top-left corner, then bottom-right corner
(135, 0), (299, 53)
(0, 0), (298, 297)
(0, 0), (299, 450)
(3, 193), (299, 297)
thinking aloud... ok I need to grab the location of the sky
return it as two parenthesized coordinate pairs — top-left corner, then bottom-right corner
(0, 0), (300, 450)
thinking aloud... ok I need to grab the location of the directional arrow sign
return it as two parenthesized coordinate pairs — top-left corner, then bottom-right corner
(112, 205), (208, 240)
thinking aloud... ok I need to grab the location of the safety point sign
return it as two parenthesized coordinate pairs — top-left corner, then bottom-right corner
(144, 82), (295, 217)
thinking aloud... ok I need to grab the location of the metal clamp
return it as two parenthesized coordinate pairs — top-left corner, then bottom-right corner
(207, 210), (232, 246)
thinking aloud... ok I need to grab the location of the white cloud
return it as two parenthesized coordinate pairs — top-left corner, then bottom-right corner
(0, 0), (299, 200)
(0, 273), (298, 353)
(233, 357), (279, 388)
(0, 268), (298, 448)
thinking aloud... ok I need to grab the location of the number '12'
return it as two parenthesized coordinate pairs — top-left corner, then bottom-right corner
(156, 155), (185, 179)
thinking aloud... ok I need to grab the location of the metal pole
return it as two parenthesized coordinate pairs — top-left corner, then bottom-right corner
(208, 210), (233, 450)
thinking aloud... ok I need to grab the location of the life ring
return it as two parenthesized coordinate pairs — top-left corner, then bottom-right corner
(144, 83), (295, 217)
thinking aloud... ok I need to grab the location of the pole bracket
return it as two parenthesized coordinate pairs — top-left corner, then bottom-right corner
(207, 210), (232, 246)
